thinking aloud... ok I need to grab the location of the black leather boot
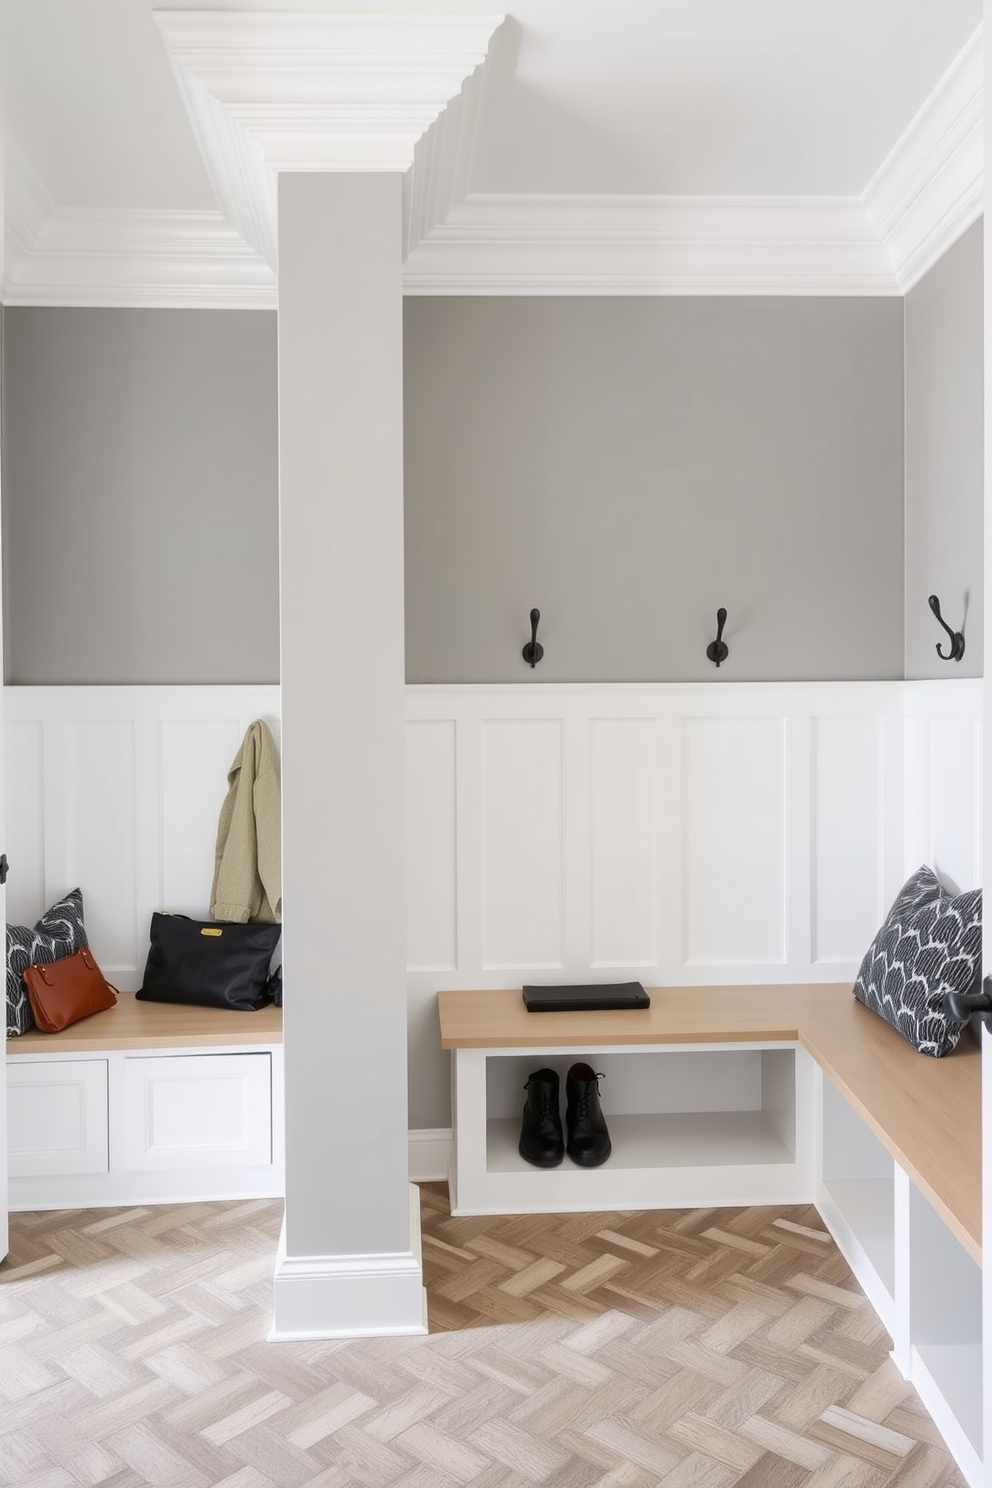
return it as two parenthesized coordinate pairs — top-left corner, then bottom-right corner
(518, 1068), (564, 1168)
(565, 1063), (612, 1167)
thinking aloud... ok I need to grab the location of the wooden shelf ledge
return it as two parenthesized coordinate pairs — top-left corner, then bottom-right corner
(7, 991), (282, 1053)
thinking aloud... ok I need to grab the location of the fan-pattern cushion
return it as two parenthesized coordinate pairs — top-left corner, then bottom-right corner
(853, 865), (982, 1057)
(6, 888), (89, 1036)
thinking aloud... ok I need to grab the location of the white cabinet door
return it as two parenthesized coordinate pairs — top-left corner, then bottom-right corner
(123, 1053), (272, 1172)
(8, 1059), (109, 1176)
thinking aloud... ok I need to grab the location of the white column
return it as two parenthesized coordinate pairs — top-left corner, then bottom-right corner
(273, 171), (421, 1337)
(154, 6), (503, 1341)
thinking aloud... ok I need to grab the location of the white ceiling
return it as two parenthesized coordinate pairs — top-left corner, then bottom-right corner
(0, 1), (984, 304)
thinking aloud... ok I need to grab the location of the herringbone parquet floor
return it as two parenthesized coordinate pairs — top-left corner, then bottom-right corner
(0, 1188), (968, 1488)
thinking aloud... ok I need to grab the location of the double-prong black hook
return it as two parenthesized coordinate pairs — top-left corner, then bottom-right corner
(927, 595), (965, 663)
(522, 608), (544, 668)
(706, 607), (729, 667)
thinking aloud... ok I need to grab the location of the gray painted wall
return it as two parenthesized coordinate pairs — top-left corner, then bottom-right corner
(2, 308), (279, 684)
(904, 220), (984, 678)
(404, 297), (906, 683)
(5, 297), (906, 686)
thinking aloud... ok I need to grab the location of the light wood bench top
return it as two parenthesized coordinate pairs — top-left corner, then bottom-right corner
(437, 985), (982, 1266)
(7, 991), (282, 1053)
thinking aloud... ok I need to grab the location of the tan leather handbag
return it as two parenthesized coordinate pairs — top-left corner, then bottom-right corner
(22, 947), (117, 1033)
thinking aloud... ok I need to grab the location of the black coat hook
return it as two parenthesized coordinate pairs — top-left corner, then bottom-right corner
(706, 607), (729, 667)
(927, 595), (965, 662)
(522, 608), (544, 668)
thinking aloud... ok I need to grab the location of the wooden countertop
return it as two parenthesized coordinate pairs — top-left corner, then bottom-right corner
(437, 985), (982, 1266)
(7, 991), (283, 1052)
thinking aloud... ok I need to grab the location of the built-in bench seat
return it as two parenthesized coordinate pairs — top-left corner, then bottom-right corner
(7, 992), (284, 1210)
(9, 990), (283, 1053)
(437, 983), (981, 1261)
(438, 981), (984, 1487)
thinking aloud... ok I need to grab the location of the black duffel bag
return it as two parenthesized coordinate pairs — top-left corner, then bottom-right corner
(136, 913), (281, 1011)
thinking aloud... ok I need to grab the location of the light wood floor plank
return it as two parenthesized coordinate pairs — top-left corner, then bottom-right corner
(0, 1186), (969, 1488)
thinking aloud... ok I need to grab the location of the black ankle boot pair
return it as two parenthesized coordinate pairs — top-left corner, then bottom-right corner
(518, 1064), (612, 1169)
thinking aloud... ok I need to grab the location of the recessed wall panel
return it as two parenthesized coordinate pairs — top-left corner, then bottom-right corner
(812, 716), (882, 962)
(67, 721), (137, 969)
(591, 718), (657, 966)
(929, 719), (979, 892)
(5, 721), (45, 926)
(406, 720), (457, 970)
(482, 719), (563, 969)
(161, 720), (246, 913)
(683, 717), (786, 965)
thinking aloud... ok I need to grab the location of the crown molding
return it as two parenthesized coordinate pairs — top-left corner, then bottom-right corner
(403, 193), (898, 295)
(161, 49), (277, 267)
(3, 204), (275, 308)
(5, 140), (56, 259)
(153, 10), (504, 173)
(2, 19), (982, 305)
(404, 54), (492, 257)
(863, 24), (983, 292)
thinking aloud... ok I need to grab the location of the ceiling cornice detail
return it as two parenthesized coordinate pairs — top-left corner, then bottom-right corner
(2, 210), (277, 307)
(153, 10), (505, 172)
(1, 19), (982, 306)
(863, 23), (982, 291)
(3, 147), (275, 306)
(402, 195), (898, 296)
(404, 60), (490, 260)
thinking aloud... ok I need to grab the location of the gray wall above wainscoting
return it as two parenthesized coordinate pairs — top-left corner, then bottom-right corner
(904, 220), (984, 679)
(2, 308), (279, 685)
(404, 296), (906, 683)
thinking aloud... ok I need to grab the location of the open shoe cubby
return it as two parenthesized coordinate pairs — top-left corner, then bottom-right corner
(449, 1040), (817, 1216)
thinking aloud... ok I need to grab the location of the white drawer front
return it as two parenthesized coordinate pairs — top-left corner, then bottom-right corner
(8, 1059), (109, 1176)
(123, 1053), (272, 1172)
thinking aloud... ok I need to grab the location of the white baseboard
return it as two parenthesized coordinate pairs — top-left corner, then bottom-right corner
(409, 1127), (452, 1182)
(270, 1183), (427, 1340)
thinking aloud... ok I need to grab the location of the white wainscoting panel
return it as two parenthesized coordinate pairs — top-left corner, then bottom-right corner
(4, 680), (981, 1137)
(903, 681), (983, 893)
(66, 720), (139, 977)
(590, 718), (658, 969)
(6, 721), (45, 926)
(4, 687), (281, 987)
(405, 720), (458, 972)
(811, 715), (885, 965)
(682, 715), (787, 966)
(481, 718), (565, 970)
(406, 682), (914, 1008)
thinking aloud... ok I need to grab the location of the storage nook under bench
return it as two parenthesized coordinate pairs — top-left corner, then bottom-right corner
(438, 984), (984, 1488)
(6, 994), (284, 1209)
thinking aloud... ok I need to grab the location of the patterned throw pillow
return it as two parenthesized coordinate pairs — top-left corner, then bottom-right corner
(6, 888), (89, 1036)
(853, 865), (982, 1057)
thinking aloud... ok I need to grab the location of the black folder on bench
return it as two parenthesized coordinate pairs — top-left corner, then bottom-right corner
(522, 981), (650, 1012)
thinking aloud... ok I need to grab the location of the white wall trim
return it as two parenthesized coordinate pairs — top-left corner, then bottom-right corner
(863, 25), (983, 293)
(402, 193), (899, 296)
(270, 1185), (427, 1339)
(408, 1128), (452, 1183)
(154, 11), (504, 173)
(2, 23), (981, 306)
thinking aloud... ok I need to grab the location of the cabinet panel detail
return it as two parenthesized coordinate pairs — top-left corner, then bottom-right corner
(8, 1059), (109, 1176)
(123, 1053), (272, 1171)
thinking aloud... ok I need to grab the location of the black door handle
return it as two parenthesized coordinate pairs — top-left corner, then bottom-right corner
(0, 854), (8, 885)
(944, 977), (992, 1028)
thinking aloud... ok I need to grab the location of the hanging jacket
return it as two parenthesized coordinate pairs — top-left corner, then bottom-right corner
(210, 719), (282, 924)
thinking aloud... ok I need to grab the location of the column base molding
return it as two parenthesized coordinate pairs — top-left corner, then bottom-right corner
(270, 1182), (427, 1340)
